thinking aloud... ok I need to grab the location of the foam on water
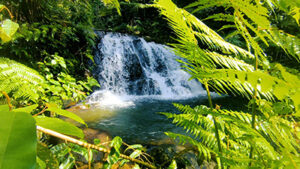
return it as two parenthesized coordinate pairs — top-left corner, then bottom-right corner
(86, 90), (135, 109)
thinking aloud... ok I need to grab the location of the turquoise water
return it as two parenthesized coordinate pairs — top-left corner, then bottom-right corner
(85, 95), (248, 144)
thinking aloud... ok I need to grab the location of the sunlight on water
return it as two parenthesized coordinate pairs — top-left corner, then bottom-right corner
(86, 90), (135, 109)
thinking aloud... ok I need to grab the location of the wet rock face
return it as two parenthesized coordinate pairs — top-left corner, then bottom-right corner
(83, 128), (111, 147)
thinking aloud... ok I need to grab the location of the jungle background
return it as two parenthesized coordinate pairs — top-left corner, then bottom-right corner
(0, 0), (299, 168)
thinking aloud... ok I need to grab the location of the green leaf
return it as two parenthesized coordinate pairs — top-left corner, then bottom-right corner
(125, 144), (143, 152)
(13, 104), (38, 114)
(0, 105), (37, 169)
(69, 143), (92, 162)
(129, 150), (142, 159)
(0, 104), (9, 112)
(36, 157), (46, 169)
(50, 143), (70, 161)
(47, 103), (86, 125)
(107, 154), (119, 165)
(87, 77), (100, 88)
(93, 138), (101, 145)
(110, 136), (123, 155)
(35, 116), (84, 138)
(0, 19), (19, 42)
(132, 164), (141, 169)
(37, 143), (59, 169)
(119, 159), (130, 167)
(59, 156), (75, 169)
(167, 160), (177, 169)
(290, 7), (300, 25)
(0, 57), (45, 102)
(269, 29), (300, 61)
(101, 0), (122, 15)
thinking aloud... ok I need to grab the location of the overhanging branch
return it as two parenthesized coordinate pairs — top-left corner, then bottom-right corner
(37, 126), (157, 169)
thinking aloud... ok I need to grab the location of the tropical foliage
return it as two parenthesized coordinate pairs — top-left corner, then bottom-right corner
(154, 0), (299, 168)
(1, 0), (299, 168)
(0, 3), (156, 169)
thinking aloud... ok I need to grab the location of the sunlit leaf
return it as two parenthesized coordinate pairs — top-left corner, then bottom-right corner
(13, 104), (38, 114)
(36, 157), (46, 169)
(46, 103), (86, 125)
(167, 160), (177, 169)
(110, 136), (123, 155)
(132, 164), (141, 169)
(0, 105), (37, 169)
(0, 19), (19, 42)
(35, 116), (84, 138)
(129, 150), (142, 159)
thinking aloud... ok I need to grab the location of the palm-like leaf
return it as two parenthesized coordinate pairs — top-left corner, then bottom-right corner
(101, 0), (122, 15)
(155, 0), (300, 104)
(0, 57), (45, 101)
(161, 104), (290, 167)
(269, 28), (300, 61)
(155, 1), (299, 168)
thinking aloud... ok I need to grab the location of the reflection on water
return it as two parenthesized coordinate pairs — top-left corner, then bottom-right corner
(70, 95), (248, 144)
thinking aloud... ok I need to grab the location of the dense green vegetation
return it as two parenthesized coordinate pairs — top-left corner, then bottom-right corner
(155, 0), (300, 168)
(0, 0), (299, 169)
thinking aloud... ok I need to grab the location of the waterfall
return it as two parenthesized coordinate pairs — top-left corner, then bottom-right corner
(87, 32), (205, 107)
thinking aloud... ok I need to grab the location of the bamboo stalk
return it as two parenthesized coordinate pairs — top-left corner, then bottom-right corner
(36, 126), (157, 169)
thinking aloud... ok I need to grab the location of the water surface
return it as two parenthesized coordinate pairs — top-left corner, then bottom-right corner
(74, 95), (248, 144)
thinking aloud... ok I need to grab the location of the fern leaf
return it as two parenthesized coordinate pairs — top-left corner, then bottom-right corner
(165, 132), (213, 160)
(0, 57), (45, 102)
(205, 52), (254, 71)
(154, 0), (257, 60)
(101, 0), (122, 15)
(269, 29), (300, 62)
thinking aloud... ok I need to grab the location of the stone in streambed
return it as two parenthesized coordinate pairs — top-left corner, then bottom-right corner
(66, 104), (117, 123)
(83, 128), (112, 147)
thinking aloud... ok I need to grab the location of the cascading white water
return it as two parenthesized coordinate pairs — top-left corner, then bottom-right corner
(87, 32), (205, 107)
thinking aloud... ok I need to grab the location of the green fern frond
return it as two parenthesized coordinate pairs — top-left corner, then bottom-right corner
(163, 104), (281, 166)
(186, 68), (276, 99)
(269, 28), (300, 61)
(204, 13), (234, 23)
(0, 57), (45, 102)
(224, 30), (240, 40)
(205, 52), (254, 71)
(289, 7), (300, 25)
(154, 0), (256, 61)
(188, 0), (270, 28)
(188, 67), (300, 103)
(185, 0), (273, 59)
(154, 0), (277, 101)
(160, 112), (216, 147)
(273, 0), (300, 25)
(101, 0), (122, 15)
(165, 132), (213, 160)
